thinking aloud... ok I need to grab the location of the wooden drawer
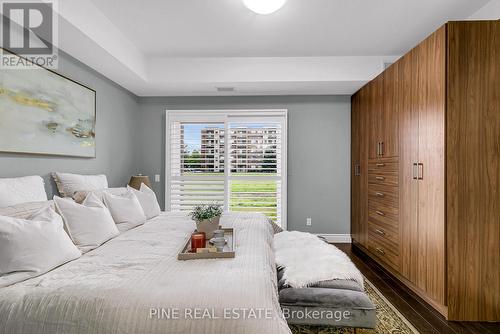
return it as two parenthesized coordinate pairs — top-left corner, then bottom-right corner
(368, 234), (400, 270)
(368, 221), (400, 253)
(368, 159), (399, 173)
(368, 200), (399, 229)
(368, 184), (399, 208)
(368, 172), (399, 187)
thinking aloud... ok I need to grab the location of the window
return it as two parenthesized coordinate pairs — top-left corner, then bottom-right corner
(166, 110), (287, 228)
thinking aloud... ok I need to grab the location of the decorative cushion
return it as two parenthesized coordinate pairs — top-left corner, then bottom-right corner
(0, 206), (81, 288)
(103, 190), (147, 232)
(0, 176), (47, 207)
(52, 172), (108, 197)
(279, 287), (373, 309)
(0, 201), (54, 219)
(279, 287), (377, 328)
(127, 184), (161, 220)
(72, 187), (127, 204)
(54, 193), (119, 253)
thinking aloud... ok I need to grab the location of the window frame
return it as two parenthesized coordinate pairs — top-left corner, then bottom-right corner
(165, 109), (288, 230)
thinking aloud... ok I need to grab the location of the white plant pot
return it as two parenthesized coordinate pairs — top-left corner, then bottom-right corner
(195, 216), (220, 239)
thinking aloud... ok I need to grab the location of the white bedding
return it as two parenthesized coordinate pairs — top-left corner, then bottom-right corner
(0, 212), (291, 334)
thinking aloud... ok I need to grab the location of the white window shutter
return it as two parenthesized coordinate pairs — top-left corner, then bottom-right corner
(228, 122), (284, 225)
(167, 111), (287, 228)
(169, 122), (225, 211)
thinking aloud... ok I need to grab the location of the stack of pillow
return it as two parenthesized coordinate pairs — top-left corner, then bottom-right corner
(0, 173), (161, 288)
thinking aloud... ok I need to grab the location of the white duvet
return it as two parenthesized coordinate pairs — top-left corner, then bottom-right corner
(0, 212), (291, 334)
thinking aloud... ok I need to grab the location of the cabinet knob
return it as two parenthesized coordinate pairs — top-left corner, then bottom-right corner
(375, 210), (385, 216)
(376, 247), (385, 255)
(375, 229), (385, 236)
(375, 192), (385, 197)
(376, 163), (385, 167)
(375, 176), (385, 181)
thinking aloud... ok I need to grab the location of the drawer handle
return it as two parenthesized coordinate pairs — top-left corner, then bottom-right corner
(377, 142), (385, 156)
(376, 163), (385, 167)
(375, 210), (385, 216)
(375, 176), (385, 180)
(376, 247), (385, 255)
(375, 229), (385, 236)
(375, 192), (385, 197)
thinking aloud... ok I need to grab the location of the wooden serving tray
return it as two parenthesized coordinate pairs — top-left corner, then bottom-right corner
(178, 228), (235, 260)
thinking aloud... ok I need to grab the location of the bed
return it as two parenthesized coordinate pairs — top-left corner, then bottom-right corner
(0, 212), (292, 334)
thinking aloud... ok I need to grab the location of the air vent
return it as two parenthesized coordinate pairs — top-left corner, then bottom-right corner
(216, 87), (235, 92)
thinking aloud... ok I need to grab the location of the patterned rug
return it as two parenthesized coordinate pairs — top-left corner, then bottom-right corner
(289, 279), (419, 334)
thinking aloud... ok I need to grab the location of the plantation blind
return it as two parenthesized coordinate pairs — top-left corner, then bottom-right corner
(166, 110), (287, 228)
(168, 122), (225, 211)
(228, 120), (283, 224)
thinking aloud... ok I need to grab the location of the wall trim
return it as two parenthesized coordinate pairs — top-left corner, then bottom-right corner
(316, 234), (352, 243)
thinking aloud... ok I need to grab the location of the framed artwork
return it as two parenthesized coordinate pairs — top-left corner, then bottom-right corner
(0, 49), (96, 157)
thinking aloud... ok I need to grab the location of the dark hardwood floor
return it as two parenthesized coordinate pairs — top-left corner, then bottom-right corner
(333, 243), (500, 334)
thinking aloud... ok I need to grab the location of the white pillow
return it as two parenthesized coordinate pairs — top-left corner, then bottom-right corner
(0, 201), (54, 219)
(54, 193), (119, 253)
(72, 187), (127, 204)
(0, 207), (81, 288)
(103, 190), (147, 232)
(0, 176), (47, 207)
(52, 172), (108, 197)
(127, 184), (161, 219)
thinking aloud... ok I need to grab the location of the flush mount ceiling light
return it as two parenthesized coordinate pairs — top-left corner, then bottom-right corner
(243, 0), (287, 15)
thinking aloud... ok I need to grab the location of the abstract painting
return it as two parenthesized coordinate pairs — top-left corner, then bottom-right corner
(0, 50), (96, 157)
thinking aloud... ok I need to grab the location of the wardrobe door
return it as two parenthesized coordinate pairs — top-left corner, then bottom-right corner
(447, 20), (500, 321)
(399, 49), (419, 284)
(359, 88), (369, 247)
(368, 77), (384, 159)
(352, 89), (369, 247)
(381, 62), (399, 158)
(351, 92), (362, 245)
(416, 26), (447, 307)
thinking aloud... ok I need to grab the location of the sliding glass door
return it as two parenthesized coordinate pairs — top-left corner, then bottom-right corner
(166, 110), (287, 228)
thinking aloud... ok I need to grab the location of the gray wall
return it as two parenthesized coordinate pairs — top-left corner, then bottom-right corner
(0, 57), (351, 234)
(0, 51), (140, 198)
(136, 96), (351, 235)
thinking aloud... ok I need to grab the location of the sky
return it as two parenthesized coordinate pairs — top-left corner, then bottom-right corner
(182, 123), (223, 152)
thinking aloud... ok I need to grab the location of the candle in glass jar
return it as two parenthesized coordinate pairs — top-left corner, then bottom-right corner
(191, 232), (206, 252)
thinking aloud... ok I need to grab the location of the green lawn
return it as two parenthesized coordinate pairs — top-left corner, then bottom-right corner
(229, 180), (278, 220)
(181, 172), (278, 221)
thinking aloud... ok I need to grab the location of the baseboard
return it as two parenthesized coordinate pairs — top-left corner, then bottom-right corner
(316, 234), (352, 243)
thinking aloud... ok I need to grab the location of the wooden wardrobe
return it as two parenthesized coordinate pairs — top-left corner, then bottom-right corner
(351, 20), (499, 321)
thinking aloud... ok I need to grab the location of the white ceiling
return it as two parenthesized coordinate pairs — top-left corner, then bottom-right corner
(53, 0), (497, 96)
(90, 0), (489, 57)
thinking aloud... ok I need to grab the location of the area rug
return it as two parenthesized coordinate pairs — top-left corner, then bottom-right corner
(289, 279), (420, 334)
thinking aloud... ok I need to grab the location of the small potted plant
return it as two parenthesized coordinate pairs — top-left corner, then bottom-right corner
(190, 204), (223, 238)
